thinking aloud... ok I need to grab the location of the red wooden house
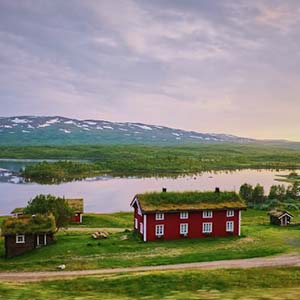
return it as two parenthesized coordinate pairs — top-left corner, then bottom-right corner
(2, 214), (56, 258)
(130, 189), (246, 242)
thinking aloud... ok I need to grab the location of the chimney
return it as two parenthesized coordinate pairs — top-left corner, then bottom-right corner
(162, 187), (167, 192)
(215, 187), (220, 193)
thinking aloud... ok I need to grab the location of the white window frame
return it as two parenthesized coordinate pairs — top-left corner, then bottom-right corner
(180, 212), (189, 219)
(155, 224), (164, 236)
(134, 218), (138, 229)
(140, 222), (143, 234)
(202, 222), (213, 233)
(226, 210), (234, 217)
(16, 234), (25, 244)
(226, 221), (234, 232)
(180, 223), (188, 235)
(155, 213), (164, 220)
(203, 210), (213, 218)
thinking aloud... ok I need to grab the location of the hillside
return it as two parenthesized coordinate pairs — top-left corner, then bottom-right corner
(0, 116), (254, 146)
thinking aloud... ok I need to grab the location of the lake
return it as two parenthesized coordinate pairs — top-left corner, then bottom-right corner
(0, 160), (295, 215)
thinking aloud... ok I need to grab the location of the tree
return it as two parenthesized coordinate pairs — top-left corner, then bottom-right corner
(268, 185), (286, 201)
(252, 184), (265, 204)
(239, 183), (253, 203)
(24, 194), (73, 231)
(286, 182), (300, 200)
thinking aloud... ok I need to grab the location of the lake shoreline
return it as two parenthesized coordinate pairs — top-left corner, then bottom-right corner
(1, 168), (299, 215)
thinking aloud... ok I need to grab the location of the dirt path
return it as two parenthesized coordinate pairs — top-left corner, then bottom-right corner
(65, 227), (129, 232)
(1, 253), (300, 282)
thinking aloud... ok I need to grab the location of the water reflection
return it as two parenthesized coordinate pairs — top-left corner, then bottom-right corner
(0, 168), (297, 215)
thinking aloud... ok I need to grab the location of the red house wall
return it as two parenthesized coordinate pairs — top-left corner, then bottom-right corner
(133, 203), (143, 233)
(70, 213), (82, 223)
(144, 210), (240, 242)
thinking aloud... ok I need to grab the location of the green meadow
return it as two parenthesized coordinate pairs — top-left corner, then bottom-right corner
(1, 268), (300, 300)
(69, 212), (132, 228)
(0, 210), (299, 272)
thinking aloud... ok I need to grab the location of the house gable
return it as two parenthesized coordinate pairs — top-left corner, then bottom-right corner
(130, 196), (142, 216)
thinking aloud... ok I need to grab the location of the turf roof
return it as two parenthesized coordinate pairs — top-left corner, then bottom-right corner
(66, 198), (84, 213)
(10, 207), (25, 214)
(1, 214), (56, 235)
(268, 209), (293, 218)
(136, 191), (246, 212)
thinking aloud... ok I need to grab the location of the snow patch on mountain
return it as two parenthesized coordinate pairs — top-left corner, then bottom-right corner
(85, 121), (97, 125)
(46, 118), (60, 124)
(37, 123), (50, 128)
(134, 124), (152, 130)
(59, 129), (71, 134)
(12, 118), (30, 124)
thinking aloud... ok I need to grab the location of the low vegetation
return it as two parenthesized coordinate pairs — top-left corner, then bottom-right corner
(0, 210), (299, 272)
(239, 182), (300, 210)
(2, 144), (300, 183)
(0, 267), (300, 299)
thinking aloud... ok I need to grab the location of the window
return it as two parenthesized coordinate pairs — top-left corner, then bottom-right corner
(155, 224), (164, 236)
(140, 222), (143, 234)
(16, 234), (25, 244)
(203, 210), (213, 218)
(180, 223), (188, 235)
(227, 210), (234, 217)
(156, 213), (164, 220)
(180, 212), (189, 219)
(202, 222), (212, 233)
(226, 221), (234, 232)
(134, 218), (138, 229)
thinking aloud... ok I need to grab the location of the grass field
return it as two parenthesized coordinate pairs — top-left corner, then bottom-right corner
(0, 210), (299, 272)
(0, 267), (300, 299)
(71, 212), (132, 228)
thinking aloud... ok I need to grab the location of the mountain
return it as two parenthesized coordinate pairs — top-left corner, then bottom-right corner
(0, 116), (259, 146)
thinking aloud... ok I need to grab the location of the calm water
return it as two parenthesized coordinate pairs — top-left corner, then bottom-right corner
(0, 159), (295, 215)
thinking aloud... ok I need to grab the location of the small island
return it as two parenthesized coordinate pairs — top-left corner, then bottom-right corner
(275, 171), (300, 183)
(21, 161), (103, 184)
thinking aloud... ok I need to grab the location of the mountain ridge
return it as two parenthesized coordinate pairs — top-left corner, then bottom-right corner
(0, 116), (293, 146)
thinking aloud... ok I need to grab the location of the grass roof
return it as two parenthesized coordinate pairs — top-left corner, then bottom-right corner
(66, 198), (84, 213)
(1, 214), (56, 235)
(268, 209), (293, 218)
(136, 191), (246, 212)
(10, 207), (25, 214)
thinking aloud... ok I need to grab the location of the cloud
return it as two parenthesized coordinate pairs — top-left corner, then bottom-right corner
(0, 0), (300, 140)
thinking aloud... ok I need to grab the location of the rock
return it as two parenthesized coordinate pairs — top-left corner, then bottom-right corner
(58, 264), (66, 270)
(91, 231), (109, 239)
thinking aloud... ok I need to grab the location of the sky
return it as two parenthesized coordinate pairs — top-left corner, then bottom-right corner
(0, 0), (300, 141)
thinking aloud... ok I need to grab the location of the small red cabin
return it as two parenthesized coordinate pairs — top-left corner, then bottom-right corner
(130, 189), (246, 242)
(66, 199), (84, 223)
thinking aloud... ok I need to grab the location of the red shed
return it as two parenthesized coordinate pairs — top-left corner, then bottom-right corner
(130, 189), (246, 242)
(66, 199), (84, 223)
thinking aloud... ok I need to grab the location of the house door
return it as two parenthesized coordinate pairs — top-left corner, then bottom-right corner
(281, 216), (288, 226)
(37, 234), (47, 246)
